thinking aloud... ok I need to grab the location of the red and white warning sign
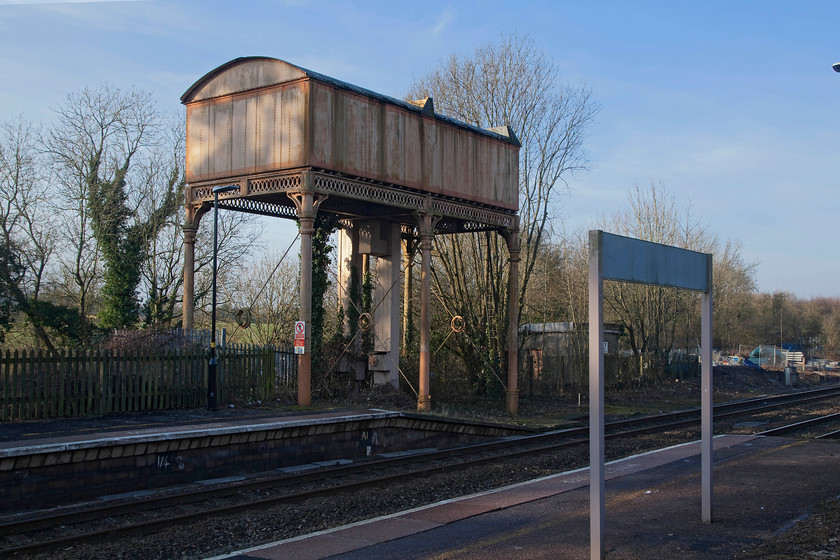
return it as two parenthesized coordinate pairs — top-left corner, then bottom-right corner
(294, 321), (305, 354)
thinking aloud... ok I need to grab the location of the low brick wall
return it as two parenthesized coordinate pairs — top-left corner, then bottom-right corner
(0, 413), (527, 511)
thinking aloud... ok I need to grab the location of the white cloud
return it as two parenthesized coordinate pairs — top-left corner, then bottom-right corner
(430, 5), (455, 36)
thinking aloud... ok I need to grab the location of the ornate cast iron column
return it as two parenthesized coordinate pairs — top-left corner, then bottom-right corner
(288, 171), (327, 407)
(181, 204), (207, 330)
(502, 223), (520, 415)
(416, 203), (438, 412)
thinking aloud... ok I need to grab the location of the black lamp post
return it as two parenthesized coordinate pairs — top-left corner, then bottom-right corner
(208, 184), (238, 410)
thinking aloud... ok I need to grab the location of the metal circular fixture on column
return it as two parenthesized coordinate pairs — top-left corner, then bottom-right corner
(235, 308), (251, 328)
(358, 312), (373, 332)
(450, 315), (465, 333)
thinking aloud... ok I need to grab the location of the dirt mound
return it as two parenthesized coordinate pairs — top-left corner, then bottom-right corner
(713, 364), (838, 399)
(714, 365), (781, 393)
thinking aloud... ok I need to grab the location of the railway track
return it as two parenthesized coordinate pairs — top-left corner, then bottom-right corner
(757, 412), (840, 438)
(4, 384), (840, 557)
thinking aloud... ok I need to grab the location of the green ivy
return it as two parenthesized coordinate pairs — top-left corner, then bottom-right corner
(0, 242), (24, 341)
(310, 214), (340, 375)
(87, 159), (181, 330)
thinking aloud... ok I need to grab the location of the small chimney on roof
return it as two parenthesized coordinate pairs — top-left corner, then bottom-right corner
(408, 97), (435, 116)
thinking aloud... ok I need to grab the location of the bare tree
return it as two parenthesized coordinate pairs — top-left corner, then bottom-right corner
(712, 239), (757, 351)
(0, 117), (61, 347)
(602, 181), (756, 368)
(817, 299), (840, 359)
(44, 86), (123, 340)
(602, 182), (711, 363)
(137, 115), (186, 327)
(49, 189), (101, 344)
(407, 34), (599, 393)
(188, 211), (266, 331)
(45, 84), (183, 331)
(521, 228), (590, 389)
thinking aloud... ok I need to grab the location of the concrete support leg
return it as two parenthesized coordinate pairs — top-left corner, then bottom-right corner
(503, 227), (520, 416)
(341, 220), (402, 386)
(371, 222), (401, 387)
(337, 224), (364, 382)
(337, 224), (361, 336)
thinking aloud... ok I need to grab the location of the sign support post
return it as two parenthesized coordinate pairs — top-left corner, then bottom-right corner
(701, 274), (714, 522)
(588, 232), (605, 560)
(588, 230), (714, 560)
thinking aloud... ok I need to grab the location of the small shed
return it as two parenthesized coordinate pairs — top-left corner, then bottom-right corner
(520, 322), (622, 388)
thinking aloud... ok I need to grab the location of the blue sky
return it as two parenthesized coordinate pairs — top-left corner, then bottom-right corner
(2, 0), (839, 298)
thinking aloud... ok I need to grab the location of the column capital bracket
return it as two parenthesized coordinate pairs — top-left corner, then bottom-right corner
(287, 191), (329, 220)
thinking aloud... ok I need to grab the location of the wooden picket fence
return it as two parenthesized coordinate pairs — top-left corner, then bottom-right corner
(0, 345), (296, 421)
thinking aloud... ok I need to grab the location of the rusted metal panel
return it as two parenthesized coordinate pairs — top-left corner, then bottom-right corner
(186, 81), (309, 184)
(285, 84), (307, 168)
(183, 57), (519, 211)
(257, 90), (275, 171)
(213, 101), (232, 178)
(231, 96), (248, 172)
(421, 122), (440, 196)
(185, 103), (206, 180)
(310, 82), (333, 166)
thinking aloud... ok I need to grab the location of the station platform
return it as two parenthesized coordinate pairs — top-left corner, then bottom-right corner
(210, 434), (840, 560)
(0, 407), (403, 511)
(0, 406), (527, 512)
(0, 406), (378, 447)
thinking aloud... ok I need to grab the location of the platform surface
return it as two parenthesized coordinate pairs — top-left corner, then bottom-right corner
(0, 407), (394, 454)
(209, 435), (840, 559)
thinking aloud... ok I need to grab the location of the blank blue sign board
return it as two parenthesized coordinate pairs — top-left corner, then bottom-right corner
(600, 231), (711, 293)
